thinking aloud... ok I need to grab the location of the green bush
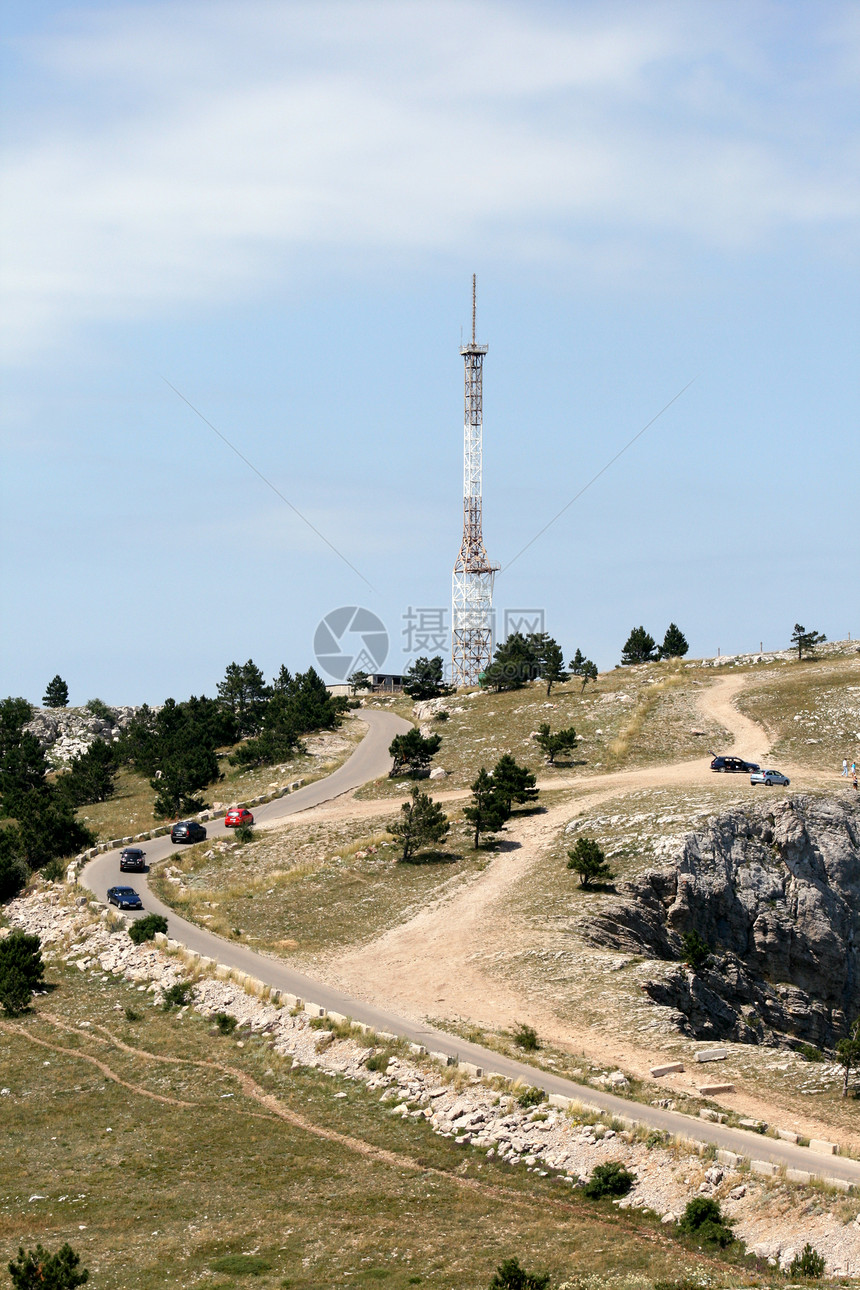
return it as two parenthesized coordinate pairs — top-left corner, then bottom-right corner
(789, 1243), (826, 1279)
(680, 930), (711, 973)
(513, 1022), (540, 1051)
(0, 930), (44, 1016)
(8, 1241), (89, 1287)
(85, 698), (115, 721)
(515, 1085), (547, 1109)
(583, 1160), (635, 1199)
(366, 1050), (391, 1072)
(214, 1012), (238, 1035)
(235, 823), (255, 844)
(162, 981), (193, 1010)
(210, 1253), (272, 1275)
(677, 1197), (734, 1247)
(124, 1006), (142, 1022)
(798, 1043), (825, 1063)
(41, 856), (68, 883)
(489, 1256), (550, 1289)
(129, 913), (168, 944)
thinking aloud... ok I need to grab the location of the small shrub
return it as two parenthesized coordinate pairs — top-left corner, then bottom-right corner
(516, 1085), (547, 1109)
(365, 1050), (391, 1072)
(513, 1022), (540, 1051)
(434, 710), (449, 722)
(789, 1243), (826, 1279)
(162, 981), (193, 1010)
(85, 697), (115, 721)
(489, 1256), (550, 1289)
(798, 1043), (825, 1063)
(677, 1196), (733, 1247)
(235, 823), (255, 844)
(124, 1006), (142, 1022)
(129, 913), (168, 945)
(680, 930), (711, 973)
(210, 1253), (272, 1275)
(583, 1160), (635, 1199)
(214, 1012), (238, 1035)
(42, 856), (68, 883)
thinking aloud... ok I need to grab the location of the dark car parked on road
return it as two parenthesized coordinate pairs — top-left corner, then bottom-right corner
(107, 885), (143, 910)
(170, 820), (207, 844)
(119, 847), (146, 872)
(710, 755), (761, 773)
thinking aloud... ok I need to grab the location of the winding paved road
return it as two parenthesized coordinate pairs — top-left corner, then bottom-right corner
(81, 705), (860, 1187)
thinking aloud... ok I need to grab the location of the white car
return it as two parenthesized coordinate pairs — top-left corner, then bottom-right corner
(750, 769), (790, 787)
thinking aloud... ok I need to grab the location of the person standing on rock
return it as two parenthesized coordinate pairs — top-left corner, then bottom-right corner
(843, 759), (849, 777)
(853, 771), (858, 792)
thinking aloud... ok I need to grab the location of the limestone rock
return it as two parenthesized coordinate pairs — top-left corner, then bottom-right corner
(581, 796), (860, 1048)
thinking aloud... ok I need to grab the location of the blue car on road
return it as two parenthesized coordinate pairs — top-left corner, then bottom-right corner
(107, 885), (143, 910)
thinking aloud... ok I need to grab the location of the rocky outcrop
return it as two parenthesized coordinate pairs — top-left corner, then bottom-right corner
(581, 797), (860, 1049)
(26, 705), (146, 766)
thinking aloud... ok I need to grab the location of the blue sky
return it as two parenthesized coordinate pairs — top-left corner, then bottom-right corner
(2, 0), (858, 705)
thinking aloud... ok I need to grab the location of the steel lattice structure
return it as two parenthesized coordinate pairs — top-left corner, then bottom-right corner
(452, 277), (498, 687)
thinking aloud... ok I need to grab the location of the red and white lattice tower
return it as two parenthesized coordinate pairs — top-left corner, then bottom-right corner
(452, 276), (499, 688)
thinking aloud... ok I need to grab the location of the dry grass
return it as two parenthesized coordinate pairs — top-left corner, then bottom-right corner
(736, 653), (860, 771)
(356, 663), (728, 803)
(149, 813), (489, 961)
(0, 960), (757, 1290)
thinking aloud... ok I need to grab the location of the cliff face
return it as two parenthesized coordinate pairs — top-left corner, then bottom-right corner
(581, 796), (860, 1049)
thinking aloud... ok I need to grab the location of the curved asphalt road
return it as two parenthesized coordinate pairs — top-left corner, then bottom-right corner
(81, 708), (860, 1187)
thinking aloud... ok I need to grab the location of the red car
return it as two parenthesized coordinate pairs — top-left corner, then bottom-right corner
(224, 807), (254, 828)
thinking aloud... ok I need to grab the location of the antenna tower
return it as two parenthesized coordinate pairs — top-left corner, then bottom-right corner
(452, 276), (498, 687)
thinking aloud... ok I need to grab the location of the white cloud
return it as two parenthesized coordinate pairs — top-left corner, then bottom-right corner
(2, 0), (858, 360)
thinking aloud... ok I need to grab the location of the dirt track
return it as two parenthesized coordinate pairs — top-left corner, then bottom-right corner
(293, 673), (851, 1146)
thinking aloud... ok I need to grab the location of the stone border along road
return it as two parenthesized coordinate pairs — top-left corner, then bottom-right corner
(79, 705), (860, 1189)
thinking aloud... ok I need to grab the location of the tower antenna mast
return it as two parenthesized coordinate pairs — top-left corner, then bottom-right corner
(452, 276), (498, 687)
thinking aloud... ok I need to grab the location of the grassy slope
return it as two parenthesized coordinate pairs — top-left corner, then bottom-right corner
(149, 817), (489, 958)
(356, 663), (730, 802)
(736, 653), (860, 771)
(0, 962), (751, 1290)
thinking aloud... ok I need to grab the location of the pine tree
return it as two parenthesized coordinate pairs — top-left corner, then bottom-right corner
(836, 1020), (860, 1098)
(660, 623), (689, 658)
(403, 656), (453, 701)
(389, 786), (449, 862)
(534, 723), (578, 765)
(569, 650), (598, 693)
(620, 627), (657, 666)
(464, 768), (511, 848)
(42, 675), (69, 708)
(347, 670), (371, 694)
(388, 728), (442, 777)
(567, 837), (613, 887)
(8, 1241), (89, 1288)
(216, 659), (270, 735)
(57, 739), (117, 807)
(0, 930), (44, 1016)
(482, 633), (539, 691)
(534, 637), (566, 696)
(491, 754), (538, 811)
(790, 623), (827, 660)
